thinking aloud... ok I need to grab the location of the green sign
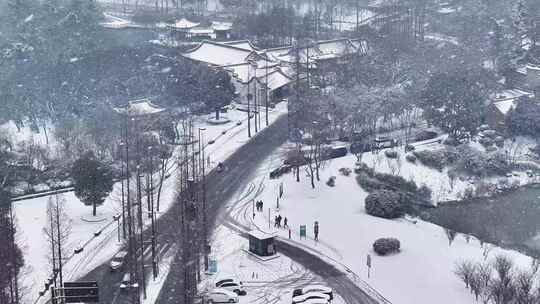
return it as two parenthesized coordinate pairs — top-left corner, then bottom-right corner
(209, 259), (218, 273)
(300, 225), (306, 238)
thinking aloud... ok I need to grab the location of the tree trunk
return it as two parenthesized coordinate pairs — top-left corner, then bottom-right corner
(93, 202), (97, 216)
(215, 108), (220, 121)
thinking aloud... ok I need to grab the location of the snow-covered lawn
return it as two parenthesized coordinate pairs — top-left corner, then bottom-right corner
(232, 151), (536, 304)
(15, 102), (287, 304)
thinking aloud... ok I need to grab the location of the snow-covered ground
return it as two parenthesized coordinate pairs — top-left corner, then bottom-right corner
(15, 103), (287, 304)
(230, 149), (536, 304)
(199, 223), (346, 304)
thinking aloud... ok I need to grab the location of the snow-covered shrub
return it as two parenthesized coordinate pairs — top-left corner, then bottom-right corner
(454, 148), (510, 177)
(413, 149), (457, 171)
(405, 154), (416, 163)
(326, 176), (336, 187)
(355, 163), (432, 202)
(418, 184), (432, 199)
(384, 150), (398, 158)
(339, 167), (352, 176)
(373, 238), (401, 255)
(365, 190), (403, 219)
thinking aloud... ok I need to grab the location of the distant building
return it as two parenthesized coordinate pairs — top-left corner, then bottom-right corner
(181, 38), (368, 104)
(485, 90), (534, 131)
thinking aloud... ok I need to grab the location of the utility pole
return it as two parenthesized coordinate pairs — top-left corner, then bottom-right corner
(199, 128), (208, 271)
(148, 146), (158, 279)
(265, 60), (269, 127)
(120, 146), (126, 239)
(247, 62), (252, 138)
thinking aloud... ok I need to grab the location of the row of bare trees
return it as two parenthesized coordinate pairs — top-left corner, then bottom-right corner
(0, 191), (23, 304)
(455, 255), (540, 304)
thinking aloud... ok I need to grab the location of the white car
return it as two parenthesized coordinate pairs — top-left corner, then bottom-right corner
(109, 250), (128, 271)
(302, 299), (329, 304)
(206, 288), (239, 303)
(292, 292), (331, 304)
(293, 285), (333, 301)
(216, 280), (245, 295)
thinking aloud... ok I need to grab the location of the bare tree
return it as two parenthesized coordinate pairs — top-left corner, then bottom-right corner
(455, 260), (476, 289)
(515, 270), (536, 304)
(490, 255), (516, 304)
(42, 194), (72, 289)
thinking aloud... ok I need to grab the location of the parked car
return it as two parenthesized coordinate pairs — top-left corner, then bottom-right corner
(216, 279), (245, 295)
(292, 292), (331, 304)
(206, 288), (239, 303)
(293, 285), (333, 301)
(215, 279), (234, 287)
(302, 299), (329, 304)
(270, 164), (292, 179)
(324, 146), (348, 160)
(109, 250), (128, 271)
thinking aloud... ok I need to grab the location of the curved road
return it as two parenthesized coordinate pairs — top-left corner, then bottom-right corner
(81, 114), (383, 304)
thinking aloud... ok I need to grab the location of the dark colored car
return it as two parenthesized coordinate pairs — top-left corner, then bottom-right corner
(270, 164), (292, 179)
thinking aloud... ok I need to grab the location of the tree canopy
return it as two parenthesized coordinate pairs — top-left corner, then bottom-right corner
(71, 151), (114, 216)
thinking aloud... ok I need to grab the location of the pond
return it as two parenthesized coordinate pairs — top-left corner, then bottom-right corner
(423, 184), (540, 256)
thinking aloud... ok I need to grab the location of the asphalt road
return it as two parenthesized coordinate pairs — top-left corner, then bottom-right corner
(81, 114), (384, 304)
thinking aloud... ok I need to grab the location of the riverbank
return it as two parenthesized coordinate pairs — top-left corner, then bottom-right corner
(420, 183), (540, 258)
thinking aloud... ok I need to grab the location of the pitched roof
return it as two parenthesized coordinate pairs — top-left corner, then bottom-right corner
(182, 40), (252, 66)
(211, 21), (233, 31)
(115, 98), (165, 116)
(172, 18), (199, 29)
(222, 40), (259, 51)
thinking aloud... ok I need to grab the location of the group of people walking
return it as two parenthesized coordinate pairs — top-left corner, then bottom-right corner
(274, 214), (288, 229)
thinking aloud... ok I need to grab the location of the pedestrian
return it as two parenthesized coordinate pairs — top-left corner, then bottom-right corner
(283, 217), (289, 229)
(277, 215), (282, 228)
(314, 221), (319, 241)
(274, 216), (279, 228)
(260, 200), (264, 211)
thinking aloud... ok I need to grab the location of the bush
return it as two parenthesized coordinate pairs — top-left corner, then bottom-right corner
(326, 176), (336, 187)
(454, 147), (511, 176)
(405, 154), (416, 163)
(385, 150), (398, 158)
(365, 190), (404, 219)
(413, 149), (458, 171)
(339, 167), (352, 176)
(373, 238), (401, 255)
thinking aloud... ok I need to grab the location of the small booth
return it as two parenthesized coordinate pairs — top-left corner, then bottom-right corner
(248, 230), (276, 257)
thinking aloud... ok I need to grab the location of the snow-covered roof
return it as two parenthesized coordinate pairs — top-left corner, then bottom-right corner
(115, 99), (165, 116)
(248, 230), (275, 240)
(493, 99), (518, 115)
(172, 18), (199, 29)
(189, 28), (214, 35)
(211, 21), (233, 31)
(493, 89), (533, 101)
(182, 40), (252, 66)
(262, 69), (293, 91)
(222, 40), (259, 52)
